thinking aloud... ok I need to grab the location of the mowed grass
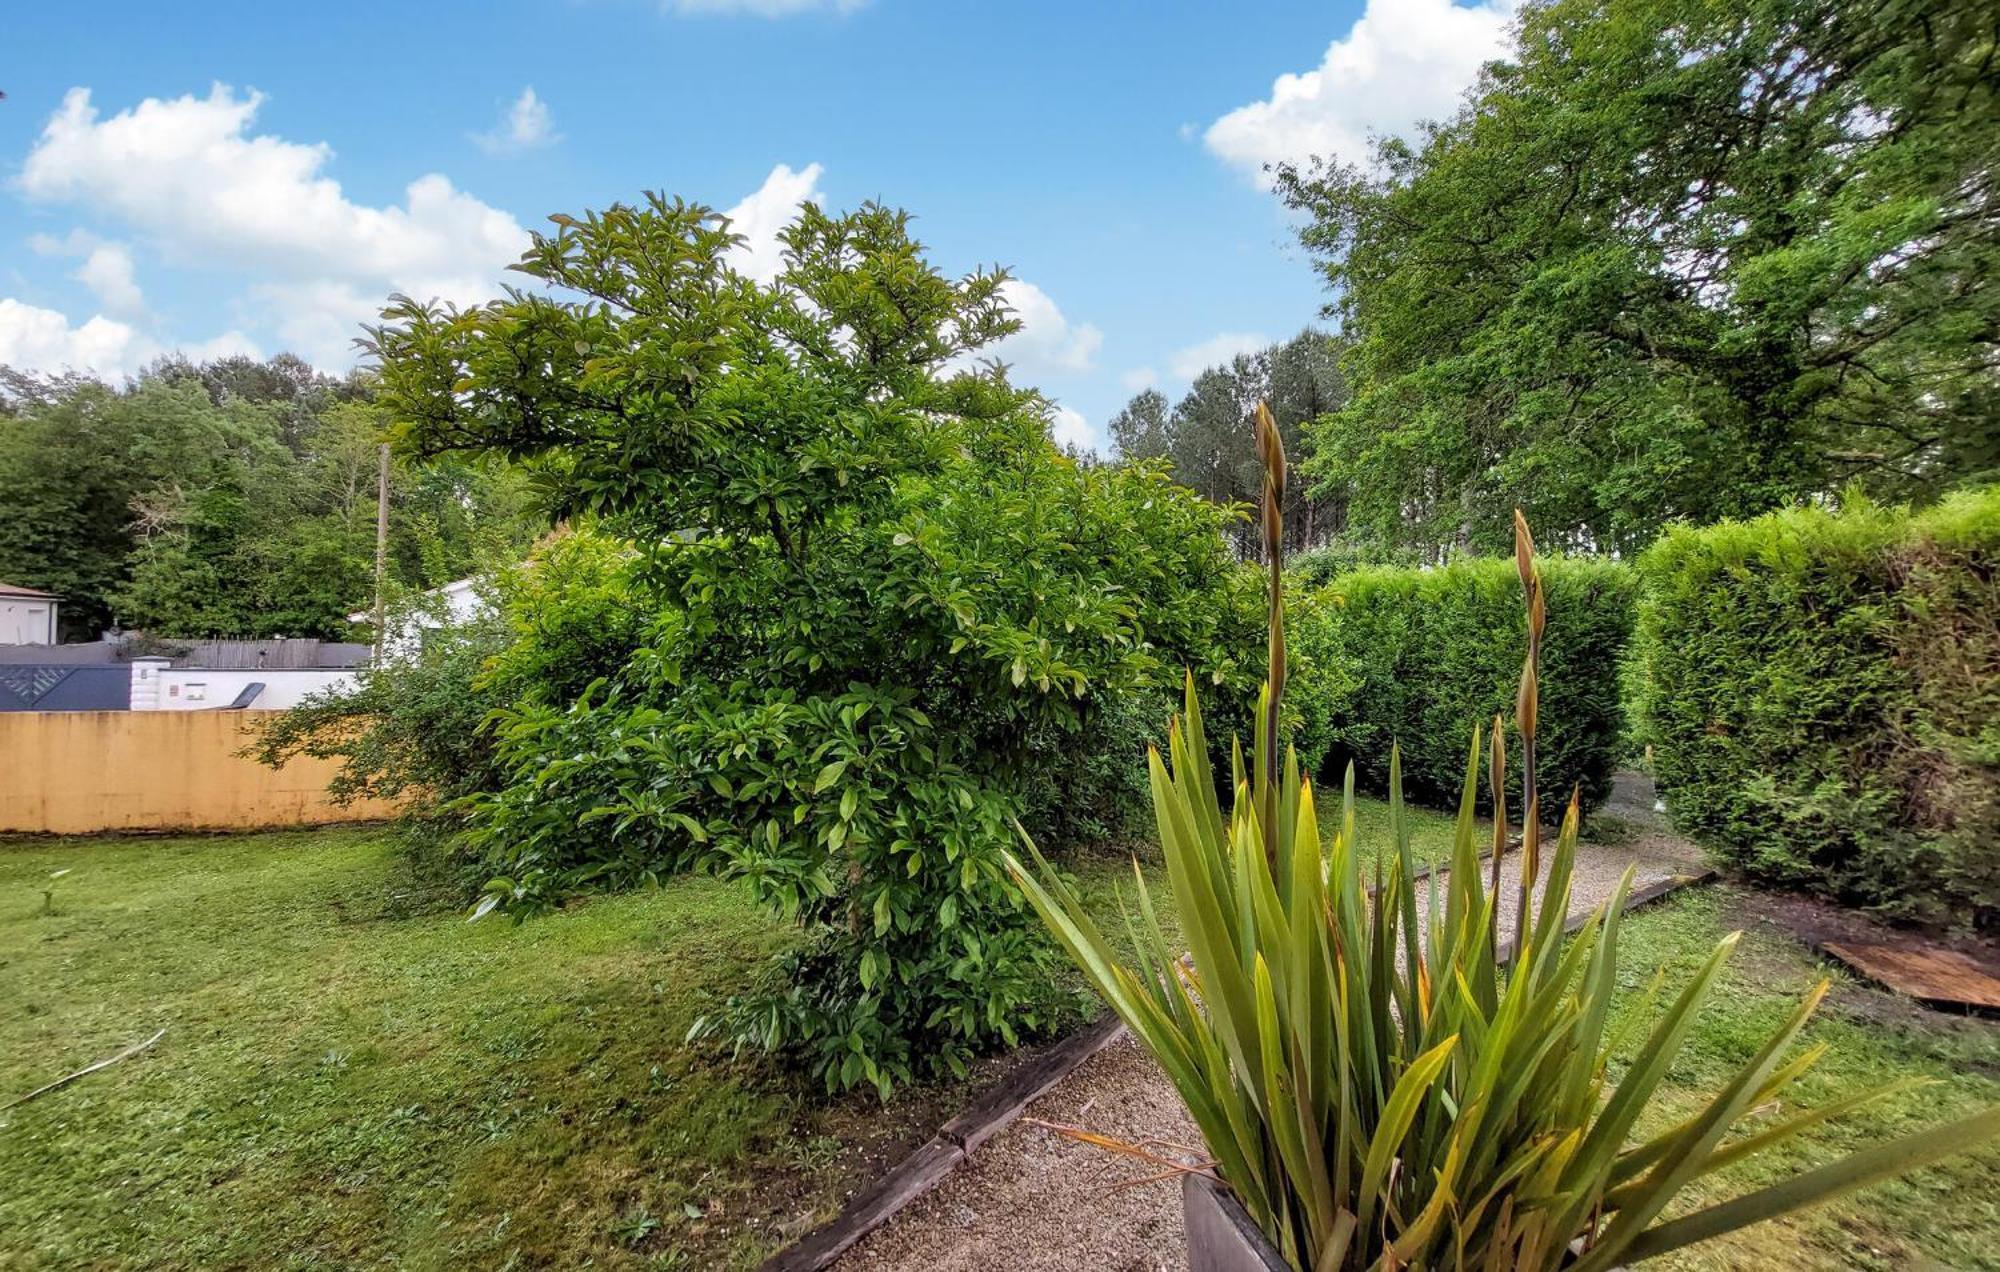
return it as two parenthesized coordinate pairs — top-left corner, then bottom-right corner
(0, 823), (1177, 1271)
(4, 811), (1994, 1270)
(1, 829), (818, 1269)
(1612, 887), (2000, 1270)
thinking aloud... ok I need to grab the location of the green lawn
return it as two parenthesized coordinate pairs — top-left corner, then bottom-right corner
(0, 825), (1173, 1271)
(3, 818), (1994, 1270)
(1611, 887), (2000, 1270)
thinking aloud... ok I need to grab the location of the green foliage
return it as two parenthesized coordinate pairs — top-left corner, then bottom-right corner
(363, 194), (1255, 1095)
(1012, 491), (2000, 1270)
(253, 534), (650, 893)
(1291, 555), (1636, 812)
(0, 360), (541, 639)
(1636, 487), (2000, 930)
(1108, 330), (1348, 556)
(1285, 541), (1424, 589)
(1280, 0), (1999, 558)
(477, 526), (646, 708)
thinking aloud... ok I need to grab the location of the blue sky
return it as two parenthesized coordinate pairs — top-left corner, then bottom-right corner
(0, 0), (1516, 451)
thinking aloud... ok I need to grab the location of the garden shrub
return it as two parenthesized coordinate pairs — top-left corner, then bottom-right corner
(1635, 488), (2000, 930)
(1291, 556), (1636, 812)
(364, 197), (1260, 1095)
(477, 525), (646, 708)
(254, 530), (650, 895)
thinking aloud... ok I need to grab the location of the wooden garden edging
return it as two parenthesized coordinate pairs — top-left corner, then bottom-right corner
(761, 1013), (1126, 1271)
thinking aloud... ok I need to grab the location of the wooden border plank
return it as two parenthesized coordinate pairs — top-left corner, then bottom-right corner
(762, 1137), (964, 1272)
(940, 1012), (1127, 1153)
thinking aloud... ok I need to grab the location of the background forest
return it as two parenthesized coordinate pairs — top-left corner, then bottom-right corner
(0, 358), (542, 641)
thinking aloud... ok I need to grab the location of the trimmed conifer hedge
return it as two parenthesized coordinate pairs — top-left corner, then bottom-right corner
(1291, 557), (1636, 814)
(1635, 489), (2000, 930)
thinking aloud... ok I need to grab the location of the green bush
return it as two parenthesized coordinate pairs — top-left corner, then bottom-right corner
(364, 197), (1262, 1095)
(253, 531), (651, 896)
(477, 525), (647, 708)
(1292, 556), (1635, 812)
(1636, 489), (2000, 930)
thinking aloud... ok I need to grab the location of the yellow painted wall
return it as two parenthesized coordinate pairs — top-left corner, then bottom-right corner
(0, 710), (402, 834)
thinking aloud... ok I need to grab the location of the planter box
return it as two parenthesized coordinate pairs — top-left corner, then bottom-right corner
(1183, 1173), (1289, 1272)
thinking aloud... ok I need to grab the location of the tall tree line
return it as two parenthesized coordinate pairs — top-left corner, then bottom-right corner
(1108, 329), (1348, 557)
(0, 356), (544, 641)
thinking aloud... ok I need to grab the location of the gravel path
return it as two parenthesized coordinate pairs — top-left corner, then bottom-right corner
(837, 773), (1703, 1271)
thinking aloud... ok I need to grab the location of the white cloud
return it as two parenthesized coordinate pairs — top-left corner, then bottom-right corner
(0, 299), (146, 377)
(1169, 331), (1269, 380)
(75, 243), (144, 317)
(722, 162), (825, 283)
(1120, 366), (1159, 392)
(473, 87), (559, 156)
(21, 85), (531, 364)
(665, 0), (868, 15)
(992, 280), (1102, 375)
(30, 230), (145, 317)
(1048, 405), (1100, 454)
(0, 297), (255, 380)
(1204, 0), (1516, 183)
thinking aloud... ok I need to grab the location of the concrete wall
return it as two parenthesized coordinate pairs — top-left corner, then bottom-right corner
(143, 667), (360, 710)
(0, 710), (403, 834)
(0, 597), (58, 645)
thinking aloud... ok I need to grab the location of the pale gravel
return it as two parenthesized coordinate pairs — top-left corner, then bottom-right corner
(838, 773), (1703, 1272)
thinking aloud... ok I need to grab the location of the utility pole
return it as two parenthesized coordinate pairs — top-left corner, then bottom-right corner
(372, 442), (389, 662)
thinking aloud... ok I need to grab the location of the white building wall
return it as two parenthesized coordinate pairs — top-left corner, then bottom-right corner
(0, 598), (59, 645)
(133, 667), (360, 711)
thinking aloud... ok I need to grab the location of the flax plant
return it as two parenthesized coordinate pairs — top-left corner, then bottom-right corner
(1007, 402), (2000, 1270)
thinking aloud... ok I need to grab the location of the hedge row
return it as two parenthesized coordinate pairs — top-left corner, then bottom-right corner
(1290, 557), (1637, 815)
(1635, 489), (2000, 931)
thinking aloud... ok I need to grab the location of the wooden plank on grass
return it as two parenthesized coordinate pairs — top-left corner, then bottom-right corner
(1823, 941), (2000, 1012)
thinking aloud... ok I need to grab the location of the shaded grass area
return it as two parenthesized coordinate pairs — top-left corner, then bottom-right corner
(1614, 886), (2000, 1270)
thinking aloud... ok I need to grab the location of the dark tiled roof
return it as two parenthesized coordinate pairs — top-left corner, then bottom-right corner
(0, 638), (373, 669)
(0, 642), (123, 665)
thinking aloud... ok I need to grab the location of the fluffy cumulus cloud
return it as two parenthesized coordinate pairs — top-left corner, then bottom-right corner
(0, 300), (146, 377)
(473, 87), (559, 155)
(19, 84), (532, 365)
(722, 162), (825, 283)
(1205, 0), (1517, 183)
(30, 230), (145, 317)
(1169, 331), (1269, 380)
(991, 280), (1102, 375)
(0, 298), (255, 380)
(1047, 405), (1099, 454)
(665, 0), (868, 16)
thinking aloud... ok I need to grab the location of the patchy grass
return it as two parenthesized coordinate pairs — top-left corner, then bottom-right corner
(1612, 886), (2000, 1270)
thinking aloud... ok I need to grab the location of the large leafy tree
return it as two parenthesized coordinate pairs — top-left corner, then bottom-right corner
(366, 195), (1256, 1093)
(1281, 0), (1999, 556)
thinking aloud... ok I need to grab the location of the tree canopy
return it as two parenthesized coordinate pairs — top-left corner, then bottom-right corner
(0, 358), (541, 639)
(364, 194), (1260, 1094)
(1280, 0), (1999, 557)
(1107, 329), (1348, 555)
